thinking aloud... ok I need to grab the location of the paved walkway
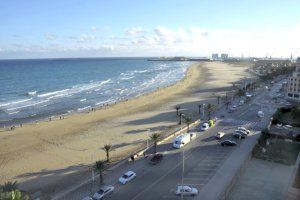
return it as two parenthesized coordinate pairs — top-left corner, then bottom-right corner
(227, 158), (294, 200)
(196, 131), (261, 200)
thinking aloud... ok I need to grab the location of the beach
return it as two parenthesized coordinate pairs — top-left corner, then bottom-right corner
(0, 61), (251, 195)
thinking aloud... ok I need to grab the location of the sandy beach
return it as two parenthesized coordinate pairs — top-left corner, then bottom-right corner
(0, 61), (251, 195)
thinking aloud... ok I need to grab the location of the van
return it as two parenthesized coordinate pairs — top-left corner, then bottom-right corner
(173, 134), (191, 149)
(216, 132), (225, 139)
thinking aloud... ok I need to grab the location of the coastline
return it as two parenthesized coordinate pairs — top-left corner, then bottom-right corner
(0, 61), (251, 195)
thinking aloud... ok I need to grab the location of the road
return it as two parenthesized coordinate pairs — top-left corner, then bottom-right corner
(60, 82), (281, 200)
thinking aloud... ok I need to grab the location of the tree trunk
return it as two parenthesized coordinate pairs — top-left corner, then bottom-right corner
(154, 143), (157, 153)
(179, 114), (182, 125)
(106, 152), (109, 162)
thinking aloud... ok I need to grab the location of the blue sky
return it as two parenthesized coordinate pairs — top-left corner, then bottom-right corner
(1, 0), (300, 59)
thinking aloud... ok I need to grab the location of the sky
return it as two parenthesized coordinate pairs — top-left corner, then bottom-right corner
(0, 0), (300, 59)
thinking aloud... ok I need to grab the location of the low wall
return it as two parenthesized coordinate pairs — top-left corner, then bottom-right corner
(197, 132), (260, 200)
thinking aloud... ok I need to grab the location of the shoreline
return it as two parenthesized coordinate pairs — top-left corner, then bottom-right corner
(0, 64), (192, 129)
(0, 61), (252, 195)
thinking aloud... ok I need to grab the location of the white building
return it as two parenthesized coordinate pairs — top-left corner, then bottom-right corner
(221, 53), (228, 60)
(212, 53), (218, 60)
(286, 57), (300, 101)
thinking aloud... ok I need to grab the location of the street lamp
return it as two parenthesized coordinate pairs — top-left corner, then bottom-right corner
(202, 103), (205, 119)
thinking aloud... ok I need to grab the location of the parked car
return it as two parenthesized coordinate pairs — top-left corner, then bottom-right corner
(238, 100), (245, 106)
(92, 185), (114, 200)
(201, 123), (209, 131)
(233, 132), (246, 139)
(237, 127), (250, 134)
(232, 133), (246, 139)
(230, 105), (237, 111)
(221, 140), (237, 146)
(119, 171), (136, 184)
(257, 111), (264, 118)
(175, 185), (198, 196)
(216, 132), (225, 139)
(149, 154), (163, 165)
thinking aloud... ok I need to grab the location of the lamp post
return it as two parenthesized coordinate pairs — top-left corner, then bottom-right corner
(202, 104), (205, 119)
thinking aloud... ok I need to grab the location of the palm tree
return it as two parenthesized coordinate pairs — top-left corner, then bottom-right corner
(184, 116), (192, 133)
(236, 89), (245, 101)
(103, 144), (112, 163)
(94, 160), (105, 185)
(205, 103), (216, 120)
(175, 105), (181, 116)
(178, 113), (183, 125)
(150, 133), (161, 153)
(1, 181), (17, 192)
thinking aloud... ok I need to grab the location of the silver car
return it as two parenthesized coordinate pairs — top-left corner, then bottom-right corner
(92, 185), (114, 200)
(175, 185), (198, 196)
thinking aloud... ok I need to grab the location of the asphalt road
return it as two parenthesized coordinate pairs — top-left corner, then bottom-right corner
(62, 83), (280, 200)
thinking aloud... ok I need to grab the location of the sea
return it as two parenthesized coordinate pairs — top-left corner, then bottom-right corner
(0, 58), (195, 127)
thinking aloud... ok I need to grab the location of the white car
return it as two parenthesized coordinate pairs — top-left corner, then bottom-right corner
(119, 171), (136, 184)
(257, 111), (264, 118)
(92, 185), (114, 200)
(200, 123), (209, 131)
(175, 185), (198, 196)
(237, 127), (250, 134)
(216, 132), (225, 139)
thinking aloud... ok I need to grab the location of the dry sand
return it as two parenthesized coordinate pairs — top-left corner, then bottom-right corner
(0, 61), (251, 194)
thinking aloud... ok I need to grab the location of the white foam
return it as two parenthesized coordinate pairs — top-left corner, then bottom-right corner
(8, 111), (19, 115)
(77, 106), (91, 112)
(0, 98), (33, 108)
(80, 98), (87, 102)
(95, 99), (113, 106)
(38, 89), (69, 98)
(7, 100), (49, 111)
(27, 91), (37, 96)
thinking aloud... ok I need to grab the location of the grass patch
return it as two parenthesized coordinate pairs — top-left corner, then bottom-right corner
(253, 139), (300, 165)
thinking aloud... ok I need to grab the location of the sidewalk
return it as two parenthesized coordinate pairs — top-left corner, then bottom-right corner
(196, 131), (261, 200)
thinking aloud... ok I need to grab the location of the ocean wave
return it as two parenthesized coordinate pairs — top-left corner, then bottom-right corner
(27, 91), (37, 96)
(38, 89), (69, 98)
(120, 76), (134, 80)
(8, 111), (19, 115)
(77, 106), (91, 112)
(0, 98), (33, 108)
(37, 78), (112, 100)
(80, 98), (87, 102)
(95, 99), (114, 106)
(7, 100), (49, 111)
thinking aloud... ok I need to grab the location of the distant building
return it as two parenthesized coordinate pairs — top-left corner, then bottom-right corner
(221, 53), (228, 60)
(212, 53), (218, 60)
(286, 57), (300, 101)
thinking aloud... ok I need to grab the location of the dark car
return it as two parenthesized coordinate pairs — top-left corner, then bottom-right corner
(221, 140), (237, 146)
(233, 132), (246, 139)
(149, 154), (163, 165)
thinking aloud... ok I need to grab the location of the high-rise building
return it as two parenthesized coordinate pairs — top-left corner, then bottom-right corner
(286, 57), (300, 101)
(212, 53), (218, 60)
(221, 53), (228, 60)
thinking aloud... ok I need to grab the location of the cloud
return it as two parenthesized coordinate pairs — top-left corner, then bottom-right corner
(90, 26), (98, 31)
(3, 24), (300, 59)
(125, 27), (145, 35)
(44, 33), (57, 40)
